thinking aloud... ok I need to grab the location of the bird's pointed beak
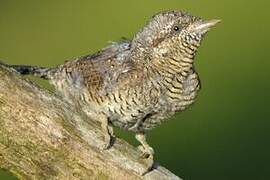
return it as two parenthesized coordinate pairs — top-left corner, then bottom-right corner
(189, 19), (221, 34)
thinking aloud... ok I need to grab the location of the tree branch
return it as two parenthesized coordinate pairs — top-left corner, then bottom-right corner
(0, 65), (181, 180)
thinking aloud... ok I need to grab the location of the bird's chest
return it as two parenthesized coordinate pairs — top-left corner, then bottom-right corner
(108, 72), (201, 132)
(168, 72), (201, 111)
(138, 72), (201, 131)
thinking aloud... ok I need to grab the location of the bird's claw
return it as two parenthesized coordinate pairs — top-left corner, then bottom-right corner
(137, 145), (154, 175)
(138, 145), (154, 159)
(100, 133), (114, 150)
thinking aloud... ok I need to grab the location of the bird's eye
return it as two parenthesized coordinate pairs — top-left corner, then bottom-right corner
(173, 25), (180, 32)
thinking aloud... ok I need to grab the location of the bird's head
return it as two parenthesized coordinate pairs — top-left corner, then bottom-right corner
(132, 10), (220, 66)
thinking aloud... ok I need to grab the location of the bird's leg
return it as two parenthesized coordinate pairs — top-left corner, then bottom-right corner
(128, 119), (142, 131)
(135, 133), (154, 159)
(100, 116), (115, 149)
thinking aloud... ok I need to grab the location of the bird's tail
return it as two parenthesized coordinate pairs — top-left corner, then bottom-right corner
(0, 62), (55, 79)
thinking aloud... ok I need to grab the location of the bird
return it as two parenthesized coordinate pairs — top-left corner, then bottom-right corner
(2, 10), (220, 171)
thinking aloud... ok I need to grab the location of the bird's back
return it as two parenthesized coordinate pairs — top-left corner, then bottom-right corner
(51, 40), (134, 101)
(49, 41), (153, 129)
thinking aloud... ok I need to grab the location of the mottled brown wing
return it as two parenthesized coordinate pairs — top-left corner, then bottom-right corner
(62, 40), (134, 94)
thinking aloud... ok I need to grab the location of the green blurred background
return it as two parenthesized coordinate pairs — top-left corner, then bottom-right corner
(0, 0), (269, 179)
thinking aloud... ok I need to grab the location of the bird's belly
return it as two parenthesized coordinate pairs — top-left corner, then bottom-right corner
(106, 84), (200, 132)
(106, 102), (149, 131)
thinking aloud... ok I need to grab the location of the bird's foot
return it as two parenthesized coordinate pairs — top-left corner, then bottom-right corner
(100, 117), (115, 150)
(138, 145), (154, 159)
(137, 145), (154, 175)
(100, 133), (114, 150)
(135, 133), (155, 174)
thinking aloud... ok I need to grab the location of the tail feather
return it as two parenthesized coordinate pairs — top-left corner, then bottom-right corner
(0, 62), (53, 79)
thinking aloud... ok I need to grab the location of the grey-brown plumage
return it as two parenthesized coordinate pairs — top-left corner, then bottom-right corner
(5, 10), (220, 171)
